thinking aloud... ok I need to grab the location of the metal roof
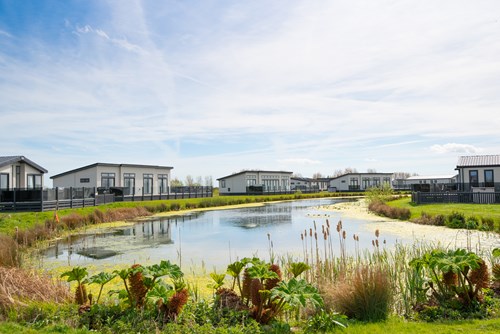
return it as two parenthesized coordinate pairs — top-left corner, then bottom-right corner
(217, 170), (293, 181)
(405, 174), (457, 180)
(0, 156), (48, 173)
(51, 162), (173, 179)
(456, 155), (500, 167)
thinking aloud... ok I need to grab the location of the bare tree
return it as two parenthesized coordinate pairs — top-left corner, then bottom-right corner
(204, 176), (213, 187)
(312, 172), (323, 179)
(170, 178), (183, 187)
(332, 167), (358, 177)
(366, 168), (377, 173)
(185, 175), (195, 186)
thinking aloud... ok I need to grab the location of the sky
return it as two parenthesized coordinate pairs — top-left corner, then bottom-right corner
(1, 0), (500, 186)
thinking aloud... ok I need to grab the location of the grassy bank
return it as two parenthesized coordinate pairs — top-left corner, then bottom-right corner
(0, 192), (361, 235)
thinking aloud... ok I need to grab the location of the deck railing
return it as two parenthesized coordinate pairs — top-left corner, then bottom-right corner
(412, 191), (500, 204)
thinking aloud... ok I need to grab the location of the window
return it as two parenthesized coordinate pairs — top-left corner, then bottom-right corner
(101, 173), (115, 188)
(27, 174), (42, 189)
(158, 174), (168, 194)
(246, 178), (257, 186)
(80, 178), (90, 183)
(383, 177), (391, 184)
(362, 177), (370, 189)
(469, 170), (479, 187)
(143, 174), (153, 194)
(220, 180), (226, 188)
(373, 178), (380, 187)
(124, 173), (135, 195)
(484, 170), (494, 187)
(0, 174), (8, 190)
(15, 166), (20, 188)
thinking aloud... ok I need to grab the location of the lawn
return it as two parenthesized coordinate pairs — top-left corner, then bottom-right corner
(388, 197), (500, 221)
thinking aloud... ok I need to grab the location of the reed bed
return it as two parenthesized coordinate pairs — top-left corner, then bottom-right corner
(0, 266), (71, 314)
(293, 218), (493, 319)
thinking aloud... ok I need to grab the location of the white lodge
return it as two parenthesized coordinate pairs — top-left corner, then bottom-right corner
(217, 170), (292, 195)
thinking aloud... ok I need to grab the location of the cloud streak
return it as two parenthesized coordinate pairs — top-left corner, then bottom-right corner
(1, 0), (500, 182)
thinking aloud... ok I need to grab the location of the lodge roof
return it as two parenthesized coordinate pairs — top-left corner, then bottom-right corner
(0, 156), (48, 173)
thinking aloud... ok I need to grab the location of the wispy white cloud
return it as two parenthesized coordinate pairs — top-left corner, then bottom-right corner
(0, 29), (12, 38)
(431, 143), (483, 154)
(2, 0), (500, 181)
(277, 158), (321, 165)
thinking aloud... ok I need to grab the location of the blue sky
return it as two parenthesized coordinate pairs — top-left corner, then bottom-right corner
(1, 0), (500, 185)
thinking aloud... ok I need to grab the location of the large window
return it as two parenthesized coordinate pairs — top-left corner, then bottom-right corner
(27, 174), (42, 189)
(101, 173), (115, 188)
(469, 170), (479, 187)
(372, 177), (380, 187)
(143, 174), (153, 194)
(220, 180), (226, 188)
(15, 166), (20, 188)
(485, 170), (494, 187)
(0, 174), (9, 190)
(124, 173), (135, 195)
(362, 177), (370, 189)
(158, 174), (168, 194)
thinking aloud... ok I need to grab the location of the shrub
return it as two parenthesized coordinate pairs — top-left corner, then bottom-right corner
(326, 264), (392, 322)
(0, 234), (19, 267)
(445, 212), (466, 229)
(368, 200), (411, 220)
(481, 217), (495, 231)
(412, 213), (446, 226)
(0, 267), (71, 316)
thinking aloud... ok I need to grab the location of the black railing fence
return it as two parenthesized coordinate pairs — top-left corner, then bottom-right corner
(0, 186), (213, 212)
(412, 191), (500, 204)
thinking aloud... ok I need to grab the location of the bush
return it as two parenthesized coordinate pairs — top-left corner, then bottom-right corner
(0, 234), (19, 267)
(481, 217), (495, 231)
(368, 200), (411, 220)
(412, 213), (445, 226)
(445, 212), (466, 229)
(326, 265), (392, 322)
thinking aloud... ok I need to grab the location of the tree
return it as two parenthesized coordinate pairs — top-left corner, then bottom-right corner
(367, 168), (377, 173)
(185, 175), (194, 186)
(312, 172), (323, 179)
(332, 167), (358, 177)
(170, 178), (183, 187)
(204, 176), (213, 187)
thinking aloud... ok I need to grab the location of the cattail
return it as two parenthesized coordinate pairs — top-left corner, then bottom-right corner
(301, 233), (304, 240)
(336, 223), (341, 233)
(310, 228), (313, 237)
(375, 229), (380, 238)
(375, 239), (379, 247)
(314, 232), (318, 240)
(372, 240), (375, 247)
(326, 219), (330, 228)
(324, 233), (327, 240)
(314, 221), (317, 230)
(267, 233), (270, 240)
(342, 231), (346, 239)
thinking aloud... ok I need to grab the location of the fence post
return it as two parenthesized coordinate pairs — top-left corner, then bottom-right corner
(40, 188), (44, 211)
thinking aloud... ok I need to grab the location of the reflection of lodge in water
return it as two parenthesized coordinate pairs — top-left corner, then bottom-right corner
(43, 216), (191, 260)
(227, 205), (293, 229)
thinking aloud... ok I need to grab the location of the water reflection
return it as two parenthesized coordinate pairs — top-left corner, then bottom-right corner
(39, 198), (395, 271)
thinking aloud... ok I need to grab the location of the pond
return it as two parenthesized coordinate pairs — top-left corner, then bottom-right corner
(38, 198), (406, 272)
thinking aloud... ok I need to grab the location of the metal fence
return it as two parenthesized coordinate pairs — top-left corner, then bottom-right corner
(412, 191), (500, 204)
(0, 186), (213, 212)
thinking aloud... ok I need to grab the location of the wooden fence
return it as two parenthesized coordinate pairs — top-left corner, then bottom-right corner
(412, 191), (500, 204)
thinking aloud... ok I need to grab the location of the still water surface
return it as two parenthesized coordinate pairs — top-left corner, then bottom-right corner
(39, 198), (403, 272)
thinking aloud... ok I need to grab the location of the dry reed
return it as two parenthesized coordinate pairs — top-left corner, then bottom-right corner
(0, 266), (71, 314)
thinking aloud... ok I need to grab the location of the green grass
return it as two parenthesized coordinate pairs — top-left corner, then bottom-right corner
(0, 192), (362, 235)
(1, 317), (499, 333)
(343, 317), (500, 334)
(388, 197), (500, 221)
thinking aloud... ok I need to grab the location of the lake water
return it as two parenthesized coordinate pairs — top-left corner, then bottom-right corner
(38, 198), (405, 272)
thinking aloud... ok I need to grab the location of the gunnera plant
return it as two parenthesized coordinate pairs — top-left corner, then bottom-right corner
(445, 212), (466, 229)
(327, 264), (392, 322)
(129, 264), (147, 308)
